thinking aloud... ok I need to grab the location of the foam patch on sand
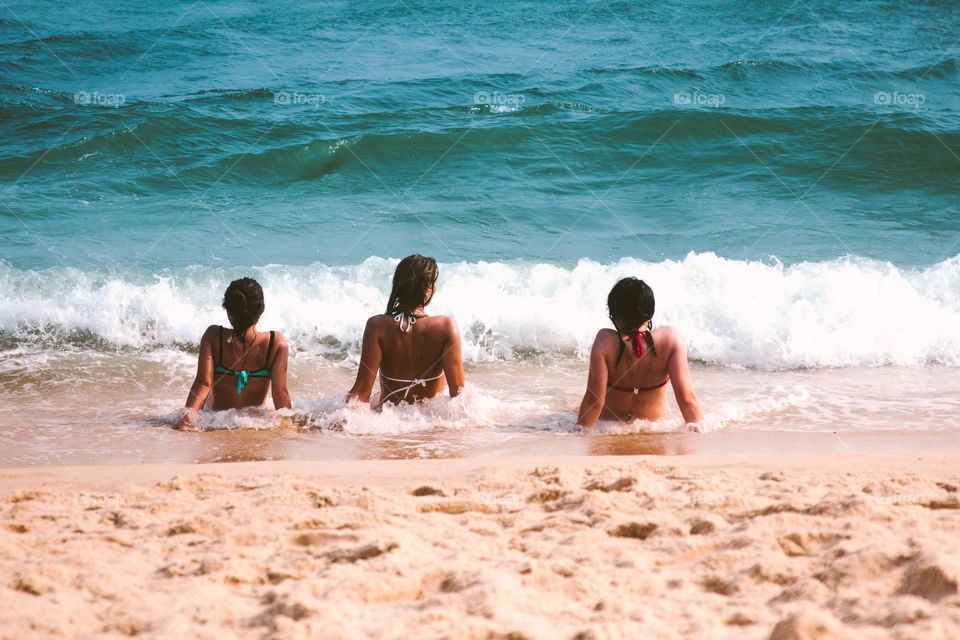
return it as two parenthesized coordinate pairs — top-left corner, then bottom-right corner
(2, 464), (959, 639)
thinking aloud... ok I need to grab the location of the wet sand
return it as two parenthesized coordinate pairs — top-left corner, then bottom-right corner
(7, 424), (960, 468)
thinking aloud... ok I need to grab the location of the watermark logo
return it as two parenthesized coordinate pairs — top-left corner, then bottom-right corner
(673, 89), (725, 107)
(73, 91), (125, 107)
(274, 91), (326, 107)
(473, 91), (526, 108)
(874, 91), (925, 109)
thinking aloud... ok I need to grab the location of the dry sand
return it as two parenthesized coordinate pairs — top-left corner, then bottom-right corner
(1, 453), (959, 639)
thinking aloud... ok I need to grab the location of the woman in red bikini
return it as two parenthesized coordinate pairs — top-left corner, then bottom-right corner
(577, 277), (702, 430)
(346, 254), (465, 408)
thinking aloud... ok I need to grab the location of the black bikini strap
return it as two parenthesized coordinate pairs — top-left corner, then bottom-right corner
(218, 326), (224, 366)
(263, 330), (275, 370)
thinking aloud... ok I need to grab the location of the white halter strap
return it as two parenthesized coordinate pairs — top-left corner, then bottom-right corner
(393, 312), (417, 333)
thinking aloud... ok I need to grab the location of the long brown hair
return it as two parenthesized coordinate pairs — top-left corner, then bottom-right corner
(607, 277), (656, 365)
(385, 254), (439, 315)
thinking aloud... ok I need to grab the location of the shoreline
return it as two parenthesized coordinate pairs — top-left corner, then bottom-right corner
(4, 427), (960, 471)
(2, 447), (958, 493)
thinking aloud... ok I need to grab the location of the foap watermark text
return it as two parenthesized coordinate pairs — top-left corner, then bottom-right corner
(274, 91), (326, 107)
(673, 89), (725, 107)
(74, 91), (125, 107)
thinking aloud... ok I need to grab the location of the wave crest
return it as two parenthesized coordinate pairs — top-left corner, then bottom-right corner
(1, 253), (959, 368)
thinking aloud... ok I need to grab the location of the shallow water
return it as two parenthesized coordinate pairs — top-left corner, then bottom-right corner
(2, 354), (959, 466)
(2, 0), (959, 465)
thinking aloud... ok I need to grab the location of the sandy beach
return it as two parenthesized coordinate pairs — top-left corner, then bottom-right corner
(2, 452), (959, 639)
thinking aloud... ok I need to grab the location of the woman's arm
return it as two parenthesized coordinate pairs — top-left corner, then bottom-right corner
(178, 326), (216, 428)
(269, 332), (292, 410)
(577, 331), (610, 429)
(346, 317), (382, 403)
(665, 328), (703, 428)
(441, 317), (465, 398)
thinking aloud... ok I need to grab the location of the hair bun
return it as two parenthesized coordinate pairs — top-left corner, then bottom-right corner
(235, 290), (249, 312)
(222, 277), (265, 333)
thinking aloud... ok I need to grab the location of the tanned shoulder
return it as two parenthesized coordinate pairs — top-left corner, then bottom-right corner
(439, 314), (459, 336)
(272, 331), (289, 349)
(366, 314), (390, 331)
(593, 328), (621, 359)
(595, 327), (620, 345)
(654, 325), (682, 353)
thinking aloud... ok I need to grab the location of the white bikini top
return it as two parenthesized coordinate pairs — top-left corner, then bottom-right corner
(378, 311), (442, 406)
(393, 311), (418, 333)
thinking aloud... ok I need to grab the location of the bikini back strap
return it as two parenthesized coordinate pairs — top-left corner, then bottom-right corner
(609, 375), (670, 394)
(264, 331), (275, 370)
(378, 372), (444, 406)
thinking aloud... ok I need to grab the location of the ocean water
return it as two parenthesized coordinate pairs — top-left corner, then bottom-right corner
(1, 0), (959, 465)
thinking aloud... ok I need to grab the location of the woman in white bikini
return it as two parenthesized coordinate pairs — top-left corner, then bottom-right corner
(346, 254), (465, 408)
(577, 277), (702, 431)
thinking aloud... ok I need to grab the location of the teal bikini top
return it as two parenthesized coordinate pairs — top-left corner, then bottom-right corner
(214, 326), (275, 394)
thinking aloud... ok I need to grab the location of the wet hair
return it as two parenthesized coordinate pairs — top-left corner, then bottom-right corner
(222, 277), (265, 342)
(607, 277), (656, 365)
(385, 254), (439, 315)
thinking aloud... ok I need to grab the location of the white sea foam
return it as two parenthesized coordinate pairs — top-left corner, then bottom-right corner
(165, 383), (529, 433)
(164, 380), (811, 435)
(2, 253), (959, 368)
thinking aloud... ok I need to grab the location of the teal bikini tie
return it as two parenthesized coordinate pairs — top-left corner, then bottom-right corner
(236, 370), (249, 394)
(213, 364), (270, 395)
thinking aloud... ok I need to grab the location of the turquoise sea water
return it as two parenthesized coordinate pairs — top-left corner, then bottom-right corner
(1, 1), (959, 464)
(2, 0), (959, 270)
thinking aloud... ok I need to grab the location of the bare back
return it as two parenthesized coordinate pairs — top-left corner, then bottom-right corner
(598, 327), (672, 421)
(179, 324), (292, 428)
(207, 326), (277, 410)
(577, 325), (703, 428)
(347, 313), (465, 406)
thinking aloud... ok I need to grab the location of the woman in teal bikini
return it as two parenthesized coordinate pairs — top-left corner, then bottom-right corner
(177, 277), (291, 428)
(577, 277), (702, 430)
(346, 254), (465, 408)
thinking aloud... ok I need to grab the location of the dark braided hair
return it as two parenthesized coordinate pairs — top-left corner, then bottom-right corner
(385, 254), (439, 315)
(607, 277), (656, 365)
(222, 277), (265, 343)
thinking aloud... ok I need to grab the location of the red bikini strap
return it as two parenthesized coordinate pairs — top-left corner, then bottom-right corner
(627, 329), (650, 358)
